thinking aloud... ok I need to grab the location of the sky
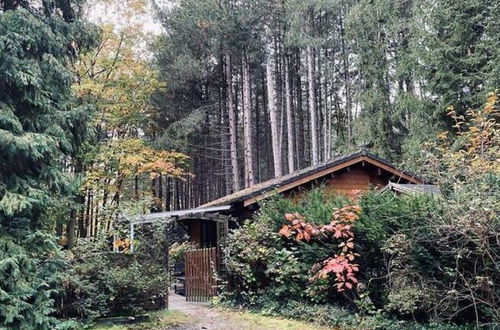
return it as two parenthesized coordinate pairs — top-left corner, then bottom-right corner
(85, 0), (167, 36)
(85, 0), (172, 57)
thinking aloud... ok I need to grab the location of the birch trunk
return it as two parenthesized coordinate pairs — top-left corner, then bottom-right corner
(266, 53), (283, 178)
(284, 53), (295, 173)
(307, 44), (318, 164)
(242, 54), (255, 187)
(225, 53), (241, 191)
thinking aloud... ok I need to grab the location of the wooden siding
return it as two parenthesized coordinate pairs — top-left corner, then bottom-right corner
(284, 162), (413, 203)
(325, 168), (370, 194)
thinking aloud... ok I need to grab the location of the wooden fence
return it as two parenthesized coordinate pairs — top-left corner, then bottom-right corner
(185, 247), (218, 302)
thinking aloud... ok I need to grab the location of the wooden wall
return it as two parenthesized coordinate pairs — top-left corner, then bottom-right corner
(324, 167), (370, 194)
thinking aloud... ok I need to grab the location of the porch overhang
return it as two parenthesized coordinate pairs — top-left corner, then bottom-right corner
(129, 204), (234, 225)
(124, 205), (235, 252)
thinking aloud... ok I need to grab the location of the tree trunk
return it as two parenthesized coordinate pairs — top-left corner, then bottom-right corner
(242, 53), (255, 187)
(225, 53), (241, 192)
(340, 13), (352, 147)
(134, 175), (139, 200)
(295, 49), (305, 169)
(68, 159), (83, 248)
(266, 52), (283, 178)
(165, 176), (171, 211)
(307, 44), (318, 164)
(67, 207), (77, 249)
(284, 53), (295, 173)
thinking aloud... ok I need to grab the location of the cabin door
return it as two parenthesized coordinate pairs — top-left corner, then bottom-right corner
(184, 247), (218, 302)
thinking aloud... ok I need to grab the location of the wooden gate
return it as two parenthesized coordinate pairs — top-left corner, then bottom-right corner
(185, 247), (218, 302)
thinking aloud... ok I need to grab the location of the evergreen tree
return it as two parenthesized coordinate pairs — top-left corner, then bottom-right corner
(0, 1), (95, 327)
(419, 0), (493, 116)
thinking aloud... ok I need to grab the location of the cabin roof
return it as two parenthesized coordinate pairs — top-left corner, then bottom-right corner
(380, 182), (440, 195)
(201, 149), (424, 208)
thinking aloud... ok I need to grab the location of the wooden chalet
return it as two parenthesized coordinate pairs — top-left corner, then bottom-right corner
(129, 150), (430, 301)
(132, 149), (427, 248)
(199, 149), (425, 219)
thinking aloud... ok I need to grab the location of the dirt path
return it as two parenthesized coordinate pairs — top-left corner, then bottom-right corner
(167, 292), (240, 330)
(166, 292), (326, 330)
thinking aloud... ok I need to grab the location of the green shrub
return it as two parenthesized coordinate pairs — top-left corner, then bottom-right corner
(356, 176), (500, 324)
(223, 183), (496, 327)
(355, 192), (441, 313)
(257, 188), (348, 229)
(169, 241), (197, 265)
(55, 223), (169, 322)
(223, 189), (349, 307)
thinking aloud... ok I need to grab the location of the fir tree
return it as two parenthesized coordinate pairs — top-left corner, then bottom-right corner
(0, 2), (95, 328)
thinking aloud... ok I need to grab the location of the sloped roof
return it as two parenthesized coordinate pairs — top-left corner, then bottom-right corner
(201, 150), (424, 208)
(380, 182), (440, 195)
(129, 205), (233, 224)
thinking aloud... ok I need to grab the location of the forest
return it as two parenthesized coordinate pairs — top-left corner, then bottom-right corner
(0, 0), (498, 329)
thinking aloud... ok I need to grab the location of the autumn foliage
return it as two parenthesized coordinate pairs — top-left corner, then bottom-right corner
(279, 205), (361, 292)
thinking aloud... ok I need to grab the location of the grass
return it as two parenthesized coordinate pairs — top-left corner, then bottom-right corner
(90, 307), (332, 330)
(90, 304), (335, 330)
(91, 309), (190, 330)
(216, 308), (332, 330)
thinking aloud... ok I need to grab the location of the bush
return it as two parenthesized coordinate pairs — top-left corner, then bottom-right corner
(223, 183), (497, 327)
(355, 192), (441, 315)
(356, 176), (500, 324)
(169, 241), (197, 265)
(222, 189), (349, 307)
(55, 223), (169, 322)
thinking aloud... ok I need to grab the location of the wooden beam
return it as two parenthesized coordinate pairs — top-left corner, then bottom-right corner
(360, 156), (422, 184)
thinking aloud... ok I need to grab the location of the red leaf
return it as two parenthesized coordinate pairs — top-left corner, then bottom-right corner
(279, 225), (292, 237)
